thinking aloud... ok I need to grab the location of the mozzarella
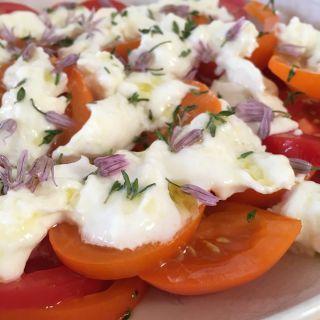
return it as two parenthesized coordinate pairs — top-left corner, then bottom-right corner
(0, 48), (68, 164)
(53, 94), (149, 157)
(277, 17), (320, 71)
(0, 12), (46, 40)
(0, 157), (95, 282)
(0, 40), (11, 65)
(273, 181), (320, 255)
(77, 51), (125, 99)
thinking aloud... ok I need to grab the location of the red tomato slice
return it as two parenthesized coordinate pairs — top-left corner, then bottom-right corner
(220, 0), (246, 19)
(0, 2), (37, 14)
(82, 0), (126, 11)
(140, 203), (301, 295)
(1, 277), (147, 320)
(264, 133), (320, 166)
(0, 267), (107, 309)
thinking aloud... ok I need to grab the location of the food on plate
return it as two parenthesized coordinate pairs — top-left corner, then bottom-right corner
(0, 0), (319, 318)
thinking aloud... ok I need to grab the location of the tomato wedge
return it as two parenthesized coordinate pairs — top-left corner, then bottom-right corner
(140, 203), (301, 295)
(0, 2), (37, 14)
(269, 54), (320, 100)
(106, 38), (141, 63)
(264, 133), (320, 166)
(1, 277), (146, 320)
(220, 0), (246, 19)
(49, 190), (204, 280)
(244, 1), (278, 32)
(82, 0), (126, 11)
(0, 267), (106, 309)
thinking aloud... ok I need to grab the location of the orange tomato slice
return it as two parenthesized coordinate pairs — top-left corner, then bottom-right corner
(268, 54), (320, 100)
(140, 203), (301, 295)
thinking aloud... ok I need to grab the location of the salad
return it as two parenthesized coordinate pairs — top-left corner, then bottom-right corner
(0, 0), (319, 319)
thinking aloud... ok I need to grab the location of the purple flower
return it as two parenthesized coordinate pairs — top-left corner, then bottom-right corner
(131, 51), (153, 72)
(55, 2), (78, 10)
(160, 5), (190, 18)
(26, 155), (55, 191)
(288, 158), (320, 174)
(181, 184), (219, 206)
(236, 100), (274, 139)
(170, 127), (203, 152)
(222, 17), (245, 47)
(277, 43), (305, 58)
(0, 119), (17, 141)
(22, 42), (36, 61)
(94, 154), (128, 177)
(45, 111), (74, 128)
(196, 41), (214, 64)
(0, 26), (16, 46)
(184, 68), (197, 80)
(39, 28), (65, 47)
(54, 54), (79, 73)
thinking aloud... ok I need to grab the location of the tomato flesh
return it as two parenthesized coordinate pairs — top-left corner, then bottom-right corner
(264, 133), (320, 166)
(82, 0), (126, 11)
(0, 2), (37, 14)
(140, 203), (301, 295)
(0, 267), (107, 309)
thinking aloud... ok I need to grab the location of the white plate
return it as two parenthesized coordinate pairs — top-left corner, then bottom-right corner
(3, 0), (320, 319)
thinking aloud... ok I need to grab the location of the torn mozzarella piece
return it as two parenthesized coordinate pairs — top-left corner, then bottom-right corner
(77, 51), (125, 98)
(273, 181), (320, 255)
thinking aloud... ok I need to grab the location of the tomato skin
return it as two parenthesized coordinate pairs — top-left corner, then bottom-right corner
(140, 204), (301, 295)
(0, 267), (106, 309)
(220, 0), (246, 19)
(264, 133), (320, 166)
(82, 0), (126, 11)
(0, 277), (147, 320)
(0, 2), (37, 14)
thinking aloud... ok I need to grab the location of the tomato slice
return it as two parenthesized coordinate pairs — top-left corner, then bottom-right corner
(268, 54), (320, 100)
(1, 277), (146, 320)
(220, 0), (246, 19)
(106, 38), (141, 63)
(0, 2), (37, 14)
(244, 1), (278, 32)
(140, 203), (301, 295)
(49, 190), (204, 280)
(228, 188), (285, 208)
(0, 267), (106, 309)
(82, 0), (126, 11)
(264, 133), (320, 166)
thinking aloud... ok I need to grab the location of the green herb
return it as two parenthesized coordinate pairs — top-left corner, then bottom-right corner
(30, 98), (45, 115)
(15, 78), (27, 88)
(16, 87), (26, 102)
(128, 92), (150, 106)
(190, 89), (208, 96)
(148, 40), (172, 53)
(46, 7), (54, 13)
(60, 92), (72, 103)
(205, 110), (234, 137)
(0, 42), (5, 49)
(189, 10), (200, 17)
(238, 151), (253, 159)
(82, 170), (98, 184)
(284, 91), (303, 106)
(54, 72), (61, 85)
(40, 129), (62, 145)
(21, 35), (32, 41)
(172, 104), (197, 125)
(104, 66), (110, 74)
(148, 109), (153, 121)
(247, 209), (257, 223)
(287, 66), (296, 82)
(121, 10), (128, 17)
(217, 92), (223, 99)
(179, 49), (191, 57)
(111, 12), (119, 25)
(148, 9), (155, 20)
(173, 19), (196, 40)
(55, 37), (74, 47)
(121, 309), (132, 320)
(155, 129), (167, 143)
(139, 25), (163, 36)
(105, 171), (156, 202)
(264, 0), (276, 14)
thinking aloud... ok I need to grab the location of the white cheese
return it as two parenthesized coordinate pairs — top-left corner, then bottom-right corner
(277, 17), (320, 71)
(0, 12), (46, 40)
(0, 157), (95, 282)
(273, 181), (320, 255)
(77, 51), (125, 99)
(0, 40), (11, 65)
(0, 47), (68, 164)
(53, 94), (149, 157)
